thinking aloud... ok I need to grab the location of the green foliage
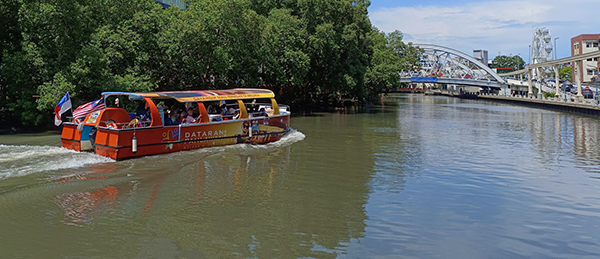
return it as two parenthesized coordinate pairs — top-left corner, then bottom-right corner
(0, 0), (24, 122)
(491, 55), (525, 71)
(364, 29), (422, 99)
(261, 9), (310, 91)
(543, 92), (556, 98)
(2, 50), (45, 125)
(559, 66), (572, 81)
(1, 0), (421, 127)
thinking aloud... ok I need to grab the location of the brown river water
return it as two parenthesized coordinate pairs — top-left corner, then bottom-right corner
(1, 94), (600, 258)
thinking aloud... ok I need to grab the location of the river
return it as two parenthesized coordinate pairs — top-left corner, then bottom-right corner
(1, 94), (600, 258)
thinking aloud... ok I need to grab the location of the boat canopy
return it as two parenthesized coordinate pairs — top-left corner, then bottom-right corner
(102, 88), (275, 103)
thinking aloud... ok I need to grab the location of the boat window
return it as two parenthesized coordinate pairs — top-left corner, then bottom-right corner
(100, 96), (152, 128)
(154, 98), (185, 126)
(243, 98), (284, 117)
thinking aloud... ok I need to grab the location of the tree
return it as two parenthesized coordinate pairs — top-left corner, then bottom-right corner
(491, 55), (525, 70)
(0, 0), (23, 111)
(260, 8), (309, 97)
(2, 0), (423, 127)
(28, 0), (167, 113)
(296, 0), (373, 104)
(559, 66), (572, 81)
(364, 29), (422, 99)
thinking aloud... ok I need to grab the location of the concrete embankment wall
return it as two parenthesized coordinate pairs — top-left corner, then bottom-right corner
(474, 95), (600, 116)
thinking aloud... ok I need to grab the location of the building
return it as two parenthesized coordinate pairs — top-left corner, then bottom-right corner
(473, 50), (488, 66)
(571, 34), (600, 83)
(155, 0), (186, 9)
(494, 67), (514, 74)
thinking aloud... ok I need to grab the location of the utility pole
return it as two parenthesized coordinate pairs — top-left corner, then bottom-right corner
(554, 37), (559, 60)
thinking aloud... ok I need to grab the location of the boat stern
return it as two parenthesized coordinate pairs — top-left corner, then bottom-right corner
(61, 123), (82, 151)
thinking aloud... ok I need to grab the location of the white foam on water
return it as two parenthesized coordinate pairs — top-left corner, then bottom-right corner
(0, 130), (306, 175)
(153, 129), (306, 162)
(0, 145), (114, 180)
(225, 128), (306, 153)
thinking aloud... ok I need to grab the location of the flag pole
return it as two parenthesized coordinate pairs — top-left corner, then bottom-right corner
(68, 92), (74, 119)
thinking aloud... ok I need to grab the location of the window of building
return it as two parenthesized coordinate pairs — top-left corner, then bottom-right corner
(574, 42), (579, 49)
(594, 42), (599, 48)
(586, 42), (592, 48)
(588, 69), (594, 75)
(587, 58), (593, 62)
(594, 58), (599, 61)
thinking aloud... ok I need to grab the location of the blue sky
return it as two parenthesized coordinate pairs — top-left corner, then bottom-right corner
(370, 0), (477, 9)
(368, 0), (600, 63)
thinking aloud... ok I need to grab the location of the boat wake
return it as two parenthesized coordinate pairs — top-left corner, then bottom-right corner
(0, 130), (305, 180)
(225, 128), (306, 153)
(153, 128), (307, 162)
(0, 145), (114, 180)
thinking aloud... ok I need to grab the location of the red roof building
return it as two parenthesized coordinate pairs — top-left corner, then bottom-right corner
(571, 34), (600, 83)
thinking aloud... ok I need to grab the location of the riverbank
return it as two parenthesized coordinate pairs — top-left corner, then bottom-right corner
(442, 91), (600, 116)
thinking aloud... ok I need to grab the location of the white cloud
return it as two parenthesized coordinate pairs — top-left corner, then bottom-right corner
(369, 0), (600, 61)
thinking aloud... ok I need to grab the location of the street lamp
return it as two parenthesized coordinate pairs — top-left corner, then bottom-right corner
(554, 37), (559, 60)
(528, 45), (532, 65)
(594, 74), (600, 105)
(565, 80), (567, 102)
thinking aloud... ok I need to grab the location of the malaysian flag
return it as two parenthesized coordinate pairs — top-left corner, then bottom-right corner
(72, 98), (106, 119)
(54, 92), (72, 126)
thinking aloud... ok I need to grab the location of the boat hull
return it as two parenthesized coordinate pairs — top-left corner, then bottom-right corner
(62, 115), (290, 160)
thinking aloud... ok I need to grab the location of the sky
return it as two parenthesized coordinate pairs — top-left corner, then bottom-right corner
(368, 0), (600, 63)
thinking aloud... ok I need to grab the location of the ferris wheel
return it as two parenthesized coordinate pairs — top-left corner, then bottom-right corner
(532, 27), (553, 73)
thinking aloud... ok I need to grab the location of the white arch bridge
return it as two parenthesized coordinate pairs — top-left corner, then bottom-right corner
(401, 44), (600, 96)
(399, 44), (506, 90)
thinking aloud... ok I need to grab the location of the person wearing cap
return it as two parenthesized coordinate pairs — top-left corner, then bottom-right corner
(185, 108), (197, 123)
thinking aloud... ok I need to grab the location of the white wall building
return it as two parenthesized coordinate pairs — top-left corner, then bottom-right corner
(473, 50), (488, 67)
(571, 34), (600, 83)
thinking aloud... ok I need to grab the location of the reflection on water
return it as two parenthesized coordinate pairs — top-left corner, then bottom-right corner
(54, 185), (119, 227)
(1, 96), (600, 258)
(353, 95), (600, 258)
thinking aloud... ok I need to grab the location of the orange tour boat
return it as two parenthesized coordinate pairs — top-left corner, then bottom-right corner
(60, 89), (290, 160)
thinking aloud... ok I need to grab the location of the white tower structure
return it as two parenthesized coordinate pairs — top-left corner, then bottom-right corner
(528, 27), (556, 96)
(532, 27), (554, 74)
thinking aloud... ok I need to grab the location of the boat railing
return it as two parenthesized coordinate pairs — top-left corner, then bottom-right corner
(97, 119), (151, 129)
(245, 103), (290, 116)
(65, 106), (289, 130)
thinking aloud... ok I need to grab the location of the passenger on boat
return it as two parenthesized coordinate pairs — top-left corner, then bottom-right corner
(168, 106), (179, 124)
(136, 102), (149, 119)
(257, 108), (267, 117)
(168, 105), (175, 117)
(249, 99), (258, 112)
(207, 105), (217, 114)
(185, 108), (197, 124)
(114, 98), (120, 108)
(220, 106), (230, 120)
(220, 104), (227, 114)
(233, 110), (240, 120)
(157, 102), (166, 126)
(180, 110), (188, 123)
